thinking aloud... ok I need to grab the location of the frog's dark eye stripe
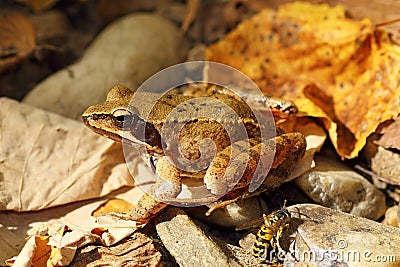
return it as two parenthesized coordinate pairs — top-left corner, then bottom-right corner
(111, 108), (136, 129)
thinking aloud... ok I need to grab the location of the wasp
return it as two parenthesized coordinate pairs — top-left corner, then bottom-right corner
(238, 200), (292, 262)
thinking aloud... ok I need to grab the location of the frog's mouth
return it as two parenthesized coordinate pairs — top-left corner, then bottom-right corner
(82, 113), (164, 154)
(82, 114), (124, 143)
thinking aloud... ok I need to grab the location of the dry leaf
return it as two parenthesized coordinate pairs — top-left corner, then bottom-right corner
(0, 186), (150, 264)
(181, 0), (200, 33)
(92, 198), (135, 217)
(0, 98), (133, 211)
(287, 116), (326, 180)
(0, 13), (36, 73)
(8, 235), (51, 267)
(70, 232), (162, 267)
(6, 203), (148, 266)
(375, 116), (400, 150)
(47, 227), (96, 266)
(206, 2), (400, 158)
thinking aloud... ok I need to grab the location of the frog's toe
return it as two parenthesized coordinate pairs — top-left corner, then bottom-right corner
(204, 158), (245, 196)
(107, 211), (135, 220)
(205, 142), (255, 196)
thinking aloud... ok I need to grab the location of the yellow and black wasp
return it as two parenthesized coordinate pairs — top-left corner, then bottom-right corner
(238, 200), (292, 263)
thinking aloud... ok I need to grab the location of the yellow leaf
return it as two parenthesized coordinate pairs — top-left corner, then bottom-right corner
(92, 198), (135, 217)
(206, 2), (400, 158)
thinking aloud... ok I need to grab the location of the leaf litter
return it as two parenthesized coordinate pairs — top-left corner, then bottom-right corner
(206, 1), (400, 158)
(4, 1), (400, 266)
(0, 13), (36, 73)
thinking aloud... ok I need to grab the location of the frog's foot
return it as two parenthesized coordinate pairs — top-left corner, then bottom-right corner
(103, 156), (184, 222)
(108, 156), (183, 222)
(106, 210), (145, 222)
(205, 196), (241, 216)
(106, 192), (169, 222)
(203, 138), (270, 196)
(107, 194), (179, 223)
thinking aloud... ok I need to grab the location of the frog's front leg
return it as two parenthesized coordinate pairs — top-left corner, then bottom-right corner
(109, 156), (182, 222)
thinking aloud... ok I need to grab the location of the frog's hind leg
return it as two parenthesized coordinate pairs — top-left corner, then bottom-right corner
(109, 156), (182, 222)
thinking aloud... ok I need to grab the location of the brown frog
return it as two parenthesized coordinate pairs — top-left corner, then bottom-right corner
(82, 84), (306, 222)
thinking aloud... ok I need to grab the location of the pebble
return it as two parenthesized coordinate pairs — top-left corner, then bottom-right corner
(382, 205), (399, 228)
(239, 204), (400, 266)
(295, 155), (386, 220)
(287, 204), (400, 266)
(185, 196), (268, 229)
(371, 146), (400, 186)
(155, 207), (250, 267)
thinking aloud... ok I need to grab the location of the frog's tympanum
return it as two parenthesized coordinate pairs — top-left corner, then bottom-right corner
(82, 84), (306, 222)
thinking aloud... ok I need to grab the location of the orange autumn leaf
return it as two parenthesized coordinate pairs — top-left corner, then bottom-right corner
(92, 198), (135, 217)
(0, 13), (36, 73)
(32, 236), (51, 267)
(206, 2), (400, 158)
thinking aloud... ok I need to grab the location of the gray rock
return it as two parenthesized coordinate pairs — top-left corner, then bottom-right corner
(155, 207), (242, 267)
(186, 196), (268, 229)
(371, 146), (400, 186)
(284, 204), (400, 266)
(295, 155), (386, 220)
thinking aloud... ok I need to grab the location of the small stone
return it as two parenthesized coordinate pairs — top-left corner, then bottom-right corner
(186, 196), (268, 229)
(382, 205), (399, 227)
(371, 146), (400, 186)
(295, 155), (386, 220)
(155, 207), (241, 267)
(284, 204), (400, 266)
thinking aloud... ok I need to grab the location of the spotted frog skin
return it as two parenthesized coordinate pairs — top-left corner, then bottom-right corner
(82, 84), (306, 221)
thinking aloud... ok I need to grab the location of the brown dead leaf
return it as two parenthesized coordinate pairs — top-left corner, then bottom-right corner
(70, 232), (162, 267)
(375, 116), (400, 150)
(0, 98), (133, 212)
(8, 235), (51, 267)
(206, 2), (400, 158)
(47, 227), (96, 266)
(181, 0), (200, 33)
(287, 116), (326, 180)
(0, 13), (36, 73)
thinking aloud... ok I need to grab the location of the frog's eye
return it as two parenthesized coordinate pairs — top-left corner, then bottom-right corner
(111, 108), (136, 129)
